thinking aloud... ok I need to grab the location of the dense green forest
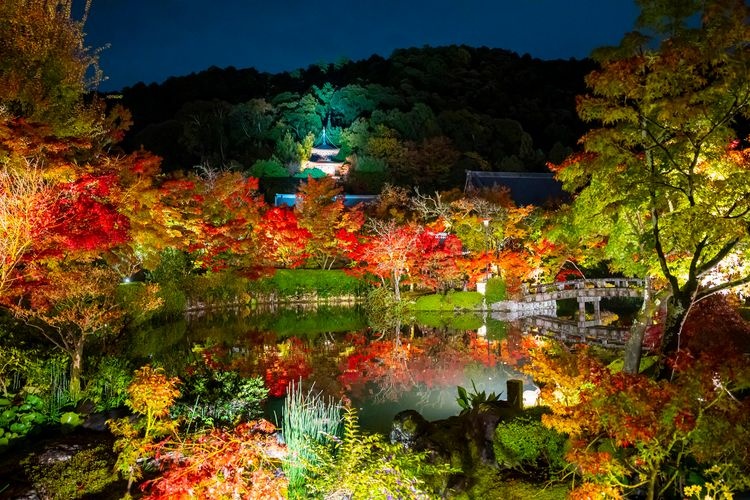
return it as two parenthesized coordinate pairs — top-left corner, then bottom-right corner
(116, 46), (594, 192)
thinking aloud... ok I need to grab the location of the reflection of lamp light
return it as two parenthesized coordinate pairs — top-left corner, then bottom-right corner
(122, 276), (131, 283)
(523, 387), (540, 407)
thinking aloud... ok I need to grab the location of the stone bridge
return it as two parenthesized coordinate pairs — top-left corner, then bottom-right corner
(521, 278), (646, 323)
(520, 315), (631, 348)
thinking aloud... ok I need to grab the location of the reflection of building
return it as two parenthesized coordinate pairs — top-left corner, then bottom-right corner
(464, 171), (566, 206)
(301, 127), (346, 177)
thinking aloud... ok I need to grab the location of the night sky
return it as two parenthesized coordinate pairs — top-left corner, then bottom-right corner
(83, 0), (640, 92)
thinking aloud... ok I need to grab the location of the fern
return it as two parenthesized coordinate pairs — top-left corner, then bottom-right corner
(307, 406), (458, 499)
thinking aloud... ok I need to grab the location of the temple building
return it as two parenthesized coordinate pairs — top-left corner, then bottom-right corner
(300, 127), (347, 178)
(464, 171), (566, 206)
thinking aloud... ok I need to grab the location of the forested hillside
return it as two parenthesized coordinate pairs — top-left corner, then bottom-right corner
(116, 45), (594, 191)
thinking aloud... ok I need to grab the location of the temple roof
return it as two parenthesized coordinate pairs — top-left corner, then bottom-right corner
(464, 171), (567, 206)
(313, 127), (339, 151)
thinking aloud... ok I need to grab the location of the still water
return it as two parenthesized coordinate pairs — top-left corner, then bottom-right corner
(126, 305), (536, 433)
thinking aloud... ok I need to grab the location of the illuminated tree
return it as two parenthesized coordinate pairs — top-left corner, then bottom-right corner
(0, 165), (55, 297)
(108, 365), (181, 493)
(357, 220), (422, 301)
(295, 177), (364, 269)
(15, 264), (125, 395)
(522, 336), (750, 500)
(254, 207), (311, 269)
(0, 0), (107, 138)
(553, 0), (750, 366)
(411, 230), (465, 292)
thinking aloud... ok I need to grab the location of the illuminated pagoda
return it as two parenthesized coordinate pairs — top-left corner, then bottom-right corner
(300, 126), (346, 177)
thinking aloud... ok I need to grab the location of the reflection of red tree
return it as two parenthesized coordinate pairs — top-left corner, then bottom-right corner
(338, 332), (504, 401)
(263, 338), (313, 397)
(186, 335), (313, 397)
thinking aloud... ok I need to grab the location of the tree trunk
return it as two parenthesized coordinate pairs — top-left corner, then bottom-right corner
(624, 282), (670, 374)
(69, 339), (85, 396)
(655, 290), (693, 379)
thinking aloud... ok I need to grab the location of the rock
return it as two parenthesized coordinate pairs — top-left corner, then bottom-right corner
(81, 408), (129, 432)
(390, 409), (432, 447)
(389, 381), (528, 496)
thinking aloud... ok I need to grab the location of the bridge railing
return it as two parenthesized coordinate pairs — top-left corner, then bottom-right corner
(522, 278), (646, 296)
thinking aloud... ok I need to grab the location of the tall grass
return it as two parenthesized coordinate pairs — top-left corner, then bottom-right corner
(281, 381), (341, 498)
(47, 356), (70, 419)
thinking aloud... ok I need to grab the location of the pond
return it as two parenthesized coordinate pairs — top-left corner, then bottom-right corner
(125, 304), (537, 433)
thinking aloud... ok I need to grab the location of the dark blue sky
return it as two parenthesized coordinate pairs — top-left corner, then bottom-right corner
(83, 0), (640, 91)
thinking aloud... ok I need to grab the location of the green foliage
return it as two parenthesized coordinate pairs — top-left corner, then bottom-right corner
(150, 248), (193, 317)
(21, 445), (119, 500)
(412, 291), (484, 311)
(282, 381), (341, 498)
(150, 248), (192, 285)
(356, 155), (388, 173)
(456, 380), (501, 415)
(251, 306), (367, 338)
(0, 393), (46, 447)
(485, 317), (508, 341)
(84, 356), (132, 412)
(452, 467), (570, 500)
(115, 282), (160, 327)
(607, 355), (658, 374)
(154, 282), (187, 318)
(308, 406), (458, 499)
(484, 277), (507, 304)
(0, 343), (30, 396)
(173, 370), (268, 429)
(59, 411), (81, 427)
(251, 269), (367, 299)
(414, 311), (484, 330)
(493, 412), (568, 476)
(18, 354), (72, 421)
(294, 167), (327, 179)
(248, 158), (289, 177)
(188, 270), (252, 307)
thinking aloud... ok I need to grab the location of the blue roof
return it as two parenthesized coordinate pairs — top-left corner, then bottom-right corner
(274, 194), (378, 208)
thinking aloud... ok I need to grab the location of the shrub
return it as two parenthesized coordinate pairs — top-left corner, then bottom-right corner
(308, 406), (458, 499)
(252, 269), (367, 299)
(142, 419), (287, 499)
(364, 286), (405, 333)
(248, 158), (289, 178)
(414, 311), (484, 330)
(108, 365), (181, 492)
(188, 270), (252, 307)
(485, 277), (507, 303)
(84, 356), (132, 412)
(493, 412), (568, 477)
(173, 368), (268, 430)
(154, 281), (187, 318)
(412, 291), (484, 311)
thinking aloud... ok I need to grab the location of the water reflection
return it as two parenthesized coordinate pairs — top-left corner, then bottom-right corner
(128, 305), (535, 432)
